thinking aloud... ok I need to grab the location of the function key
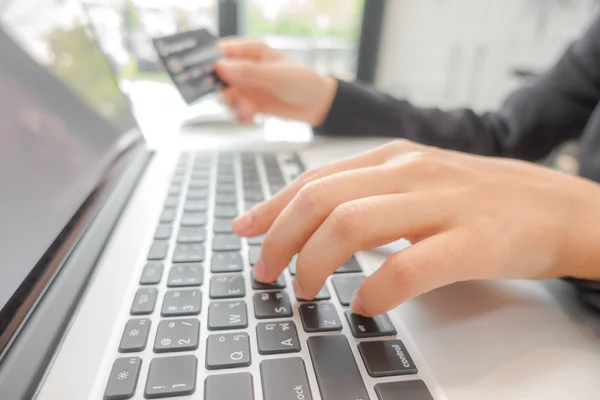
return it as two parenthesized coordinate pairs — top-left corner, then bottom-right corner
(296, 285), (330, 302)
(345, 311), (397, 338)
(334, 256), (363, 273)
(161, 289), (202, 317)
(104, 357), (142, 400)
(260, 358), (312, 400)
(251, 272), (286, 290)
(159, 209), (176, 223)
(213, 218), (234, 233)
(177, 226), (206, 243)
(358, 340), (418, 377)
(119, 319), (151, 353)
(172, 244), (205, 263)
(212, 234), (242, 252)
(331, 274), (364, 306)
(130, 288), (158, 315)
(147, 241), (168, 261)
(209, 274), (245, 299)
(208, 300), (248, 330)
(205, 372), (254, 400)
(256, 321), (300, 355)
(206, 332), (251, 370)
(144, 355), (197, 398)
(154, 319), (200, 353)
(154, 224), (172, 240)
(139, 263), (163, 285)
(253, 292), (292, 319)
(167, 263), (204, 287)
(211, 252), (243, 273)
(374, 380), (434, 400)
(180, 212), (207, 227)
(299, 302), (342, 332)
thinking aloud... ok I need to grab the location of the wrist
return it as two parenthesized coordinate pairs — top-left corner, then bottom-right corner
(308, 76), (337, 127)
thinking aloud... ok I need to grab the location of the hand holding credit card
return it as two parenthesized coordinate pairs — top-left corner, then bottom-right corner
(152, 28), (227, 104)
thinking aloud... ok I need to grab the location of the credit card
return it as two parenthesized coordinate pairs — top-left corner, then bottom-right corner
(152, 28), (227, 104)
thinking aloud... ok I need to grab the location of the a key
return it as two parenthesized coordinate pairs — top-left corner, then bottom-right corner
(247, 235), (264, 246)
(164, 196), (179, 209)
(177, 226), (206, 243)
(139, 263), (163, 285)
(253, 292), (292, 319)
(260, 358), (312, 400)
(159, 209), (176, 223)
(206, 332), (251, 370)
(299, 302), (342, 332)
(244, 190), (264, 202)
(252, 272), (286, 290)
(211, 252), (243, 273)
(307, 335), (369, 400)
(334, 256), (363, 273)
(345, 311), (397, 338)
(167, 263), (204, 287)
(154, 224), (172, 240)
(296, 285), (330, 301)
(204, 372), (254, 400)
(358, 340), (418, 377)
(186, 188), (209, 199)
(209, 274), (245, 299)
(374, 380), (434, 400)
(249, 246), (261, 266)
(119, 319), (151, 353)
(213, 218), (233, 233)
(256, 321), (300, 355)
(144, 355), (197, 398)
(184, 200), (208, 212)
(212, 234), (242, 252)
(161, 289), (202, 317)
(331, 274), (364, 306)
(215, 193), (237, 205)
(130, 288), (158, 315)
(180, 212), (207, 227)
(104, 357), (142, 400)
(215, 205), (238, 218)
(172, 244), (205, 263)
(208, 300), (248, 330)
(154, 319), (200, 353)
(147, 241), (168, 261)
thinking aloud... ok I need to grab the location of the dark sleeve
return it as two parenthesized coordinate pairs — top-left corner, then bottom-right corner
(314, 18), (600, 161)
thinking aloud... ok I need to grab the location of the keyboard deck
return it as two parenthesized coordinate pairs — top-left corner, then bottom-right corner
(102, 151), (435, 400)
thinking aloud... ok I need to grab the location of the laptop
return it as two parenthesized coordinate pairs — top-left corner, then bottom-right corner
(2, 1), (600, 400)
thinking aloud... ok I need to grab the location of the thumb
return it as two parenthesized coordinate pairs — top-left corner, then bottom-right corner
(216, 59), (279, 91)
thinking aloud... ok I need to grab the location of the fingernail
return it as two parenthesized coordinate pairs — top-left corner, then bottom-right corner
(293, 278), (306, 299)
(232, 210), (253, 233)
(254, 257), (268, 281)
(350, 292), (366, 315)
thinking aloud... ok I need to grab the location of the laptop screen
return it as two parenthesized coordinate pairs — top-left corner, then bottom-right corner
(0, 1), (139, 319)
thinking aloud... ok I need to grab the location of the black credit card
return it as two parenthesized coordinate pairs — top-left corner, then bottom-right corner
(152, 28), (226, 104)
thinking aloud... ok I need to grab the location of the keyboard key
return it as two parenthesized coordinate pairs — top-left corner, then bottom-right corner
(172, 244), (205, 263)
(206, 332), (251, 370)
(269, 184), (286, 194)
(253, 292), (292, 319)
(144, 355), (197, 398)
(147, 241), (168, 261)
(212, 234), (242, 251)
(331, 274), (364, 306)
(167, 263), (204, 287)
(184, 200), (208, 212)
(177, 226), (206, 243)
(104, 357), (142, 400)
(208, 301), (248, 330)
(307, 335), (369, 400)
(139, 263), (163, 285)
(213, 218), (233, 233)
(215, 193), (237, 205)
(374, 380), (434, 400)
(189, 179), (209, 189)
(119, 319), (151, 353)
(168, 185), (181, 196)
(334, 256), (363, 273)
(260, 358), (312, 400)
(256, 321), (300, 355)
(154, 319), (200, 353)
(296, 285), (330, 301)
(216, 183), (236, 194)
(211, 252), (243, 273)
(205, 372), (254, 400)
(217, 174), (235, 184)
(252, 272), (286, 290)
(159, 209), (176, 223)
(186, 188), (209, 199)
(358, 340), (418, 377)
(154, 224), (172, 240)
(245, 201), (259, 211)
(164, 196), (179, 208)
(299, 303), (342, 332)
(180, 212), (207, 227)
(345, 311), (397, 338)
(249, 246), (261, 266)
(209, 274), (245, 299)
(247, 235), (264, 246)
(244, 190), (264, 202)
(215, 205), (238, 218)
(287, 255), (298, 275)
(161, 289), (202, 317)
(130, 288), (158, 315)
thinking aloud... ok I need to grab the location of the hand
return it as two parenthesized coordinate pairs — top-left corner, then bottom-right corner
(215, 39), (337, 125)
(232, 140), (600, 316)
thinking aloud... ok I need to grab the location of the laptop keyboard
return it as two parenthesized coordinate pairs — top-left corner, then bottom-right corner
(102, 152), (435, 400)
